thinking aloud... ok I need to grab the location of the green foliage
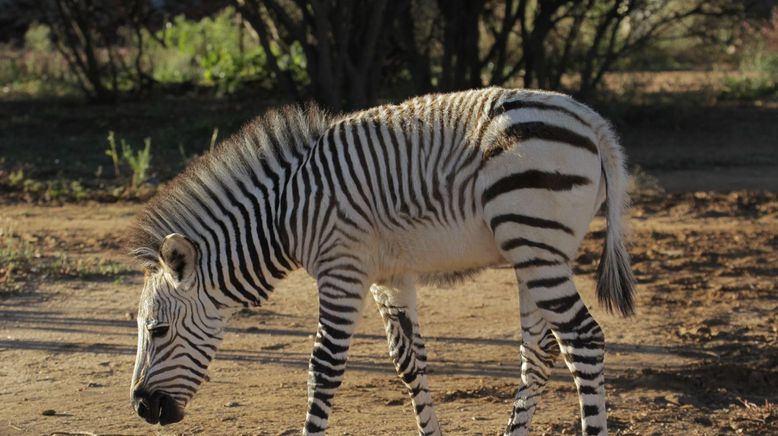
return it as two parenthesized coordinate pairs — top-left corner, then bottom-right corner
(720, 12), (778, 101)
(106, 131), (152, 192)
(2, 8), (303, 97)
(24, 23), (52, 52)
(0, 22), (77, 97)
(121, 137), (152, 191)
(0, 226), (35, 295)
(208, 127), (219, 151)
(1, 167), (92, 202)
(138, 7), (307, 94)
(738, 44), (778, 76)
(720, 75), (777, 101)
(9, 175), (90, 201)
(105, 131), (121, 177)
(274, 41), (309, 85)
(8, 168), (25, 186)
(737, 10), (778, 76)
(145, 7), (276, 94)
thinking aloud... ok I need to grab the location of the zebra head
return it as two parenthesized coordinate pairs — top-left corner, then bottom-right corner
(131, 233), (224, 425)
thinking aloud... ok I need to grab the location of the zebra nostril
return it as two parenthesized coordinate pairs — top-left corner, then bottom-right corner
(135, 398), (149, 417)
(132, 389), (152, 419)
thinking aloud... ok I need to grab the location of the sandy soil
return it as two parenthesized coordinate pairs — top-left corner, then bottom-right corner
(0, 190), (776, 435)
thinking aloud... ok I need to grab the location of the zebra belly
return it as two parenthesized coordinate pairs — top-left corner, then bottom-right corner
(377, 218), (505, 278)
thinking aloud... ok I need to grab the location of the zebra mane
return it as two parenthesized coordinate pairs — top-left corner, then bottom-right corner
(126, 103), (331, 269)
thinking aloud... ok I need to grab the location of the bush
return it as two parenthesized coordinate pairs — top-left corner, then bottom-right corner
(720, 75), (777, 101)
(24, 23), (52, 52)
(0, 22), (78, 97)
(721, 10), (778, 101)
(1, 8), (288, 97)
(144, 7), (275, 94)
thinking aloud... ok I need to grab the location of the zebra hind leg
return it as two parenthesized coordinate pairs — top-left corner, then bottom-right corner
(505, 276), (561, 436)
(515, 261), (607, 435)
(371, 280), (441, 436)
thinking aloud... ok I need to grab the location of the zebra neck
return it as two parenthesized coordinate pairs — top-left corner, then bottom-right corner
(190, 193), (287, 308)
(129, 104), (330, 308)
(206, 111), (332, 307)
(205, 149), (316, 308)
(272, 163), (316, 277)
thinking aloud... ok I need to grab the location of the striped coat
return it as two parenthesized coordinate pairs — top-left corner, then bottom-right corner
(129, 87), (635, 436)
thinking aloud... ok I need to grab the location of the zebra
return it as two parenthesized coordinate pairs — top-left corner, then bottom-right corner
(128, 87), (635, 435)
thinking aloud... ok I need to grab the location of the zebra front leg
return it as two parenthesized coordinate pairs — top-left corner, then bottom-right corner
(505, 276), (561, 436)
(304, 271), (369, 435)
(371, 280), (441, 436)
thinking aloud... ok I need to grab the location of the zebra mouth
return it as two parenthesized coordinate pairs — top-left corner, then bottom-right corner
(135, 391), (184, 425)
(158, 394), (185, 425)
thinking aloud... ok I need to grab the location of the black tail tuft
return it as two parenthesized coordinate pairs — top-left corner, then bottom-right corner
(595, 233), (636, 317)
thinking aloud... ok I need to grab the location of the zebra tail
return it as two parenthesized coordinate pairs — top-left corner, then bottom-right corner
(595, 122), (636, 317)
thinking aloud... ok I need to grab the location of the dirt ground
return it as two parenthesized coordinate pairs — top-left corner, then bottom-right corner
(0, 183), (776, 435)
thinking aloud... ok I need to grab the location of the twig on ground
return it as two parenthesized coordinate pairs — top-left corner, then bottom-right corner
(49, 432), (98, 436)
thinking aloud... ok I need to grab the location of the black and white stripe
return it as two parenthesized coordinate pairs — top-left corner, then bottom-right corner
(129, 88), (635, 435)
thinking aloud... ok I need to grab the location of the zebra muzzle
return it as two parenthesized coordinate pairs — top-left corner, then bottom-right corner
(133, 389), (184, 425)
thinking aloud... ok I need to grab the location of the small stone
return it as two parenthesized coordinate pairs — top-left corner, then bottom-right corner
(41, 409), (56, 416)
(87, 382), (102, 388)
(225, 401), (240, 408)
(693, 416), (713, 426)
(384, 398), (404, 406)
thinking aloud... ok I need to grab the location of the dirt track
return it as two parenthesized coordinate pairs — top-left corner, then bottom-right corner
(0, 191), (776, 435)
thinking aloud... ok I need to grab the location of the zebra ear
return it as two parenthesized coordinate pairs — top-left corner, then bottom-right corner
(159, 233), (198, 283)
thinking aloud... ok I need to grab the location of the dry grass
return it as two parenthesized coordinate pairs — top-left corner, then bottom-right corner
(0, 224), (131, 295)
(738, 398), (777, 424)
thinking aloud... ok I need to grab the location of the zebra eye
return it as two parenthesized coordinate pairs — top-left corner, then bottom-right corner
(150, 325), (170, 338)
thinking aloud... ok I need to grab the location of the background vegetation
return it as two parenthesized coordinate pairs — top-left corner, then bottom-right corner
(0, 0), (776, 203)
